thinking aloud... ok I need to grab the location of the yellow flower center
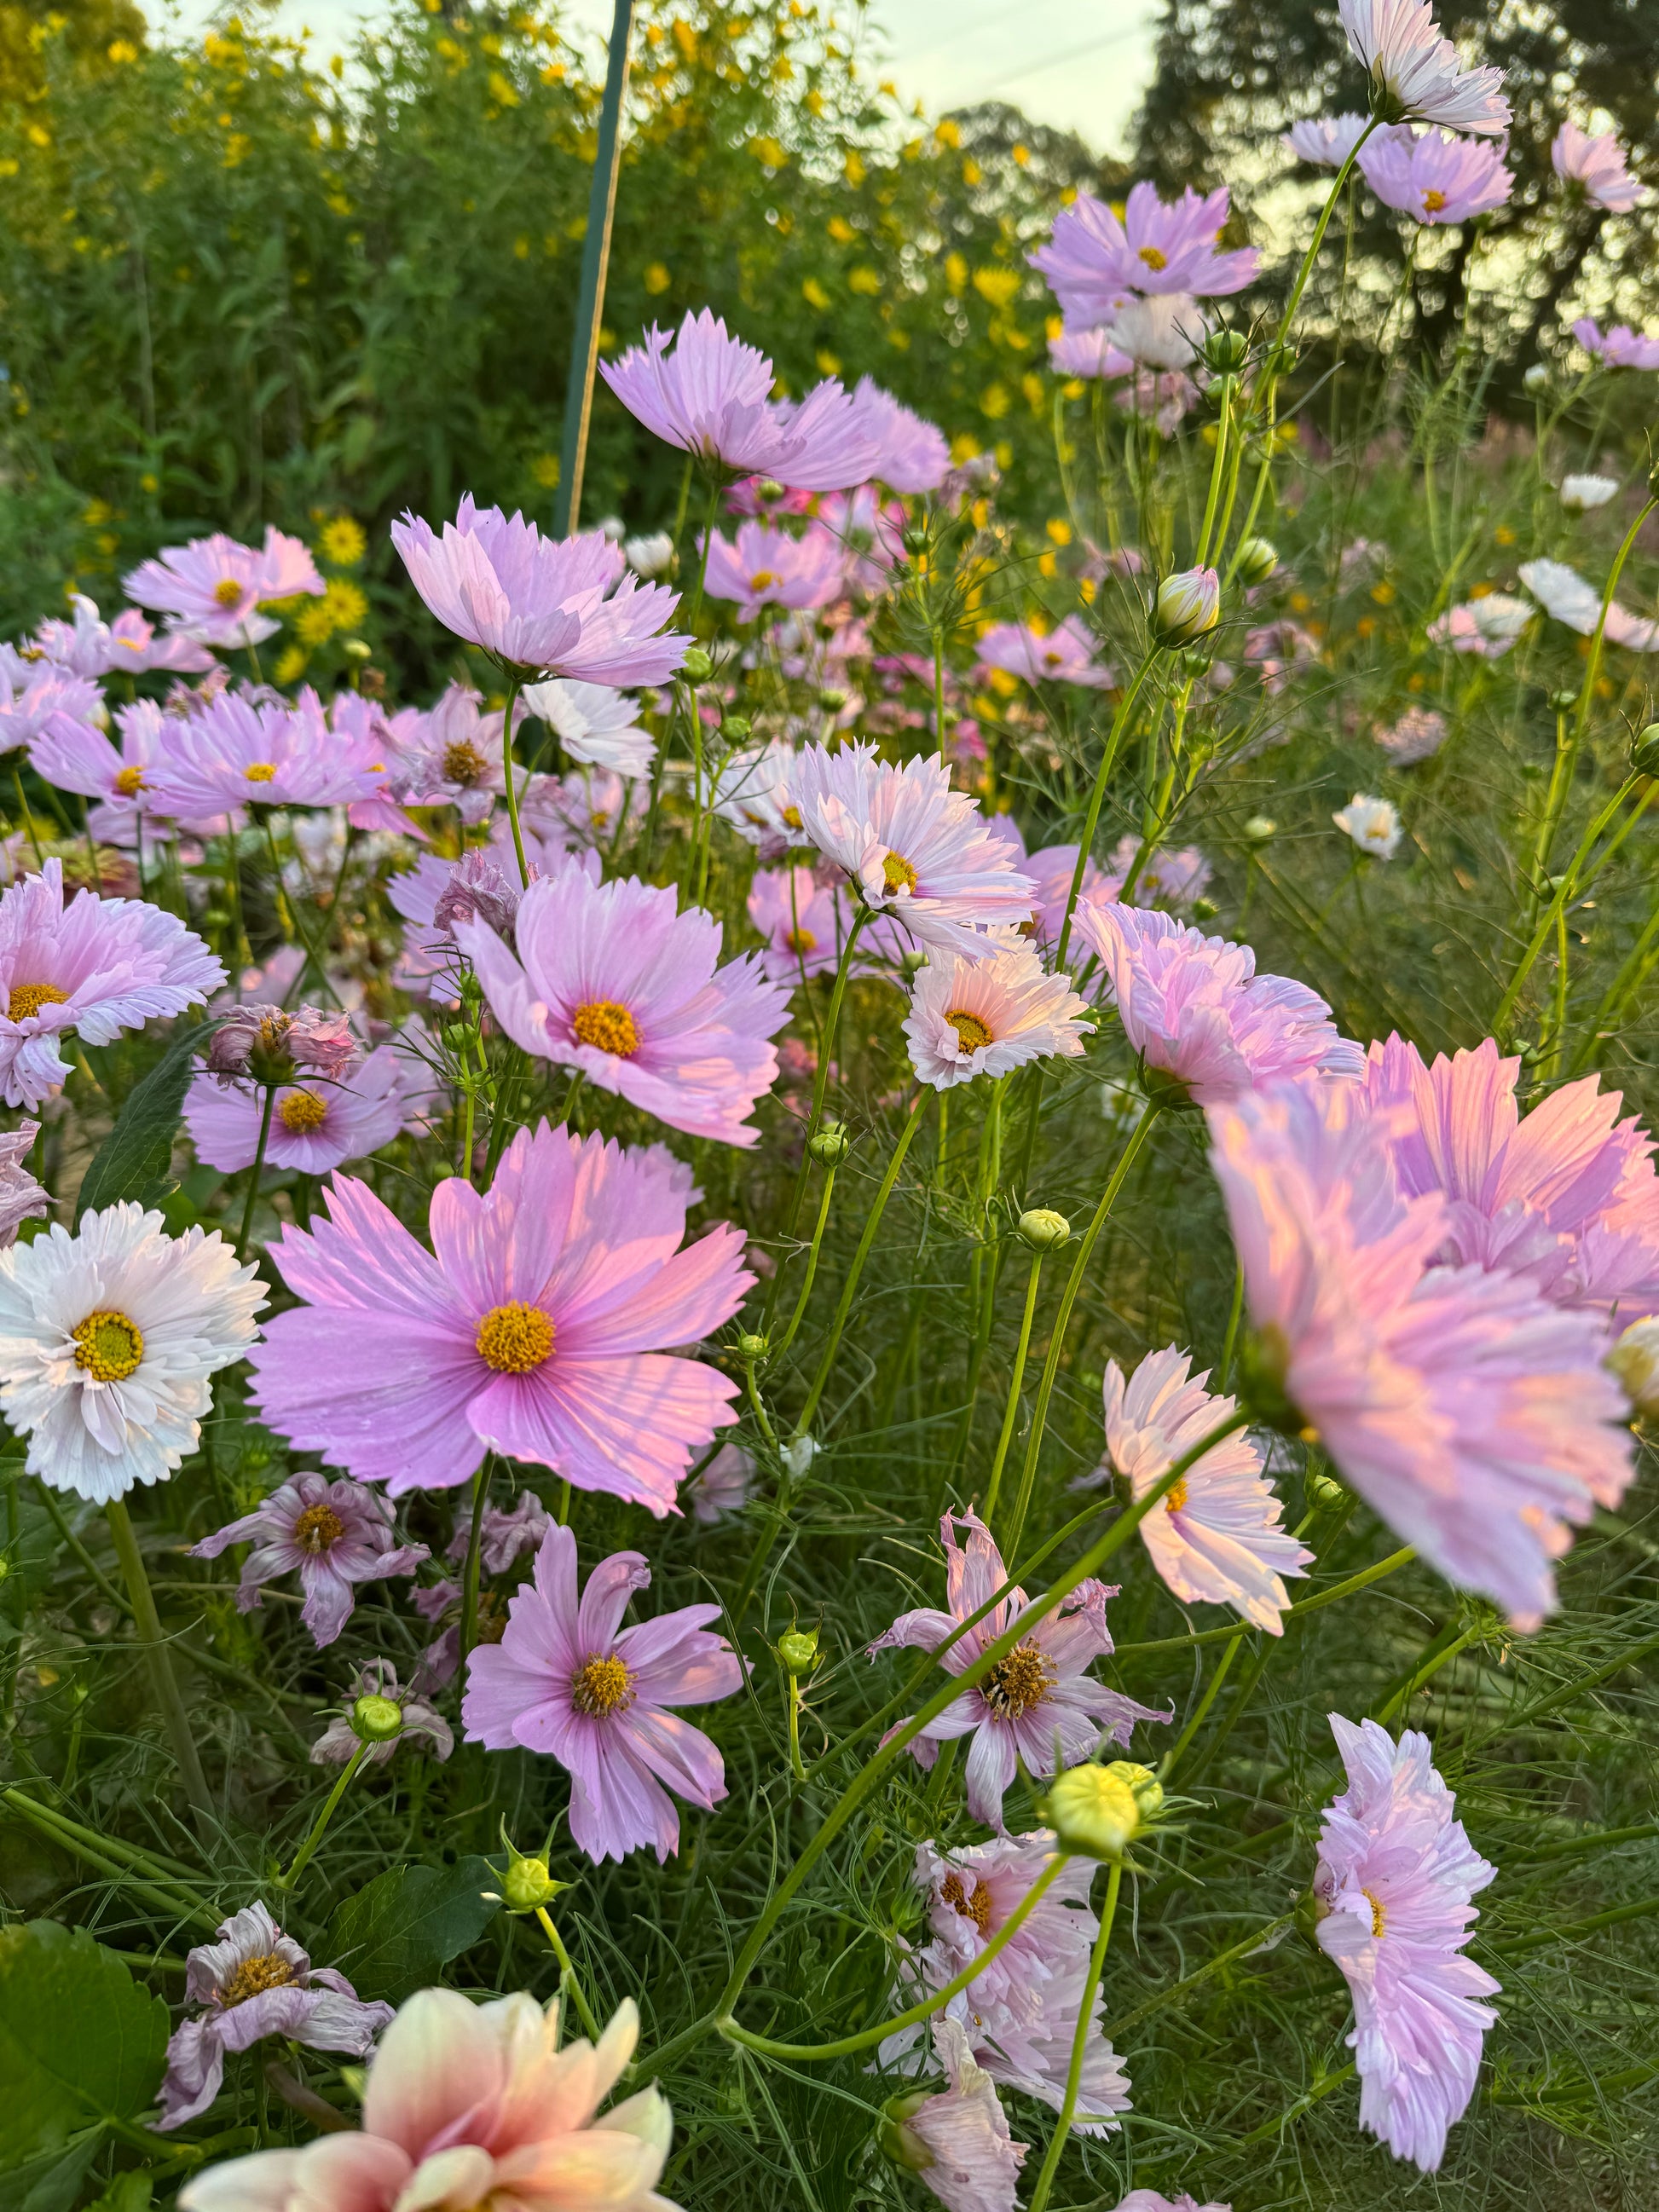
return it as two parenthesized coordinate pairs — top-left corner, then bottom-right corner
(476, 1301), (555, 1373)
(1165, 1476), (1189, 1514)
(783, 926), (817, 955)
(981, 1638), (1056, 1721)
(1364, 1886), (1387, 1940)
(292, 1503), (345, 1554)
(939, 1872), (995, 1933)
(7, 982), (69, 1023)
(572, 1000), (640, 1058)
(882, 850), (918, 896)
(244, 762), (278, 784)
(113, 765), (147, 798)
(279, 1089), (330, 1133)
(946, 1008), (994, 1054)
(72, 1309), (145, 1383)
(1138, 244), (1168, 270)
(213, 576), (247, 609)
(1421, 189), (1447, 213)
(749, 569), (779, 593)
(442, 739), (488, 786)
(221, 1950), (297, 2007)
(781, 804), (803, 830)
(570, 1652), (635, 1717)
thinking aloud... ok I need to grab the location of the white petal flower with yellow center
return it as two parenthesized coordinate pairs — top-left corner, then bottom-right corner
(904, 933), (1090, 1089)
(0, 1202), (264, 1501)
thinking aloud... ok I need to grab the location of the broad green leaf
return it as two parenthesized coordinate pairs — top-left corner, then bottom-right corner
(0, 1921), (170, 2162)
(323, 1857), (500, 2004)
(82, 2177), (152, 2212)
(75, 1019), (216, 1222)
(0, 2134), (101, 2212)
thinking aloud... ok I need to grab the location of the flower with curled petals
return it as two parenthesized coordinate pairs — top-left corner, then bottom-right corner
(463, 1523), (743, 1863)
(1552, 122), (1645, 211)
(904, 932), (1089, 1090)
(1285, 112), (1373, 165)
(887, 2019), (1027, 2212)
(1338, 0), (1509, 135)
(192, 1470), (428, 1647)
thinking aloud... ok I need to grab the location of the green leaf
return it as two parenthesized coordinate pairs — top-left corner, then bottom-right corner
(0, 2134), (101, 2212)
(323, 1857), (500, 2004)
(0, 1922), (170, 2163)
(75, 1019), (217, 1222)
(82, 2178), (152, 2212)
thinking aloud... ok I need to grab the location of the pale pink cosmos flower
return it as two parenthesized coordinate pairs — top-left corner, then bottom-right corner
(1552, 122), (1645, 212)
(1315, 1715), (1499, 2172)
(702, 519), (847, 618)
(1426, 593), (1531, 656)
(392, 495), (688, 683)
(25, 591), (217, 679)
(1519, 556), (1659, 649)
(1206, 1074), (1635, 1626)
(888, 2019), (1027, 2212)
(1077, 904), (1362, 1106)
(184, 1043), (412, 1179)
(1570, 316), (1659, 371)
(386, 682), (513, 822)
(868, 1510), (1168, 1829)
(0, 858), (224, 1109)
(779, 741), (1037, 958)
(1048, 325), (1134, 379)
(747, 863), (855, 983)
(1107, 295), (1211, 372)
(1338, 0), (1509, 136)
(249, 1122), (749, 1514)
(513, 765), (648, 854)
(882, 1832), (1131, 2134)
(1375, 706), (1448, 763)
(192, 1470), (428, 1646)
(1086, 1349), (1311, 1632)
(310, 1656), (454, 1767)
(978, 615), (1113, 689)
(1030, 183), (1258, 323)
(522, 678), (656, 778)
(448, 1486), (552, 1574)
(0, 1121), (46, 1246)
(176, 1988), (676, 2212)
(143, 687), (396, 817)
(455, 866), (789, 1147)
(686, 1439), (754, 1522)
(1113, 836), (1211, 912)
(463, 1523), (743, 1863)
(0, 656), (102, 754)
(1026, 840), (1122, 948)
(1111, 2193), (1231, 2212)
(159, 1902), (394, 2131)
(1284, 112), (1373, 165)
(124, 528), (324, 649)
(904, 931), (1089, 1089)
(29, 700), (224, 845)
(1358, 127), (1513, 224)
(847, 377), (952, 494)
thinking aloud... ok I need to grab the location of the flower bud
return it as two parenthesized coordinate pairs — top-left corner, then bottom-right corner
(1017, 1207), (1072, 1250)
(1191, 896), (1219, 922)
(1547, 688), (1580, 713)
(777, 1626), (819, 1674)
(681, 646), (714, 683)
(902, 523), (932, 557)
(1306, 1466), (1345, 1510)
(488, 1823), (572, 1914)
(1243, 814), (1276, 843)
(808, 1120), (850, 1165)
(342, 637), (373, 662)
(1152, 566), (1221, 647)
(899, 947), (928, 977)
(818, 686), (850, 712)
(1632, 724), (1659, 777)
(880, 2094), (934, 2174)
(1177, 647), (1214, 679)
(1038, 1760), (1146, 1859)
(351, 1693), (405, 1743)
(1608, 1316), (1659, 1416)
(734, 1331), (770, 1362)
(1201, 326), (1249, 376)
(722, 715), (752, 742)
(1234, 535), (1279, 587)
(783, 1433), (817, 1481)
(756, 479), (786, 502)
(1523, 363), (1550, 396)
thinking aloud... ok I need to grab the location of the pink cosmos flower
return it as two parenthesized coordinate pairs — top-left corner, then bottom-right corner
(1570, 316), (1659, 371)
(1338, 0), (1509, 136)
(1113, 836), (1212, 913)
(1077, 904), (1363, 1106)
(1026, 840), (1122, 947)
(0, 858), (223, 1109)
(847, 375), (952, 493)
(1552, 122), (1645, 211)
(183, 1043), (411, 1178)
(311, 1656), (455, 1767)
(176, 1989), (675, 2212)
(1520, 556), (1659, 650)
(463, 1522), (743, 1863)
(1284, 112), (1373, 165)
(1359, 1033), (1659, 1323)
(447, 1486), (551, 1574)
(1088, 1348), (1311, 1632)
(142, 687), (395, 817)
(1425, 594), (1531, 656)
(779, 741), (1037, 958)
(124, 528), (324, 649)
(1315, 1715), (1499, 2172)
(0, 654), (102, 756)
(868, 1509), (1168, 1829)
(26, 592), (217, 679)
(601, 309), (879, 489)
(1030, 183), (1259, 322)
(249, 1121), (749, 1513)
(0, 1121), (46, 1246)
(159, 1902), (393, 2131)
(747, 863), (854, 983)
(1111, 2194), (1230, 2212)
(1358, 127), (1513, 224)
(702, 519), (847, 619)
(386, 682), (514, 821)
(30, 701), (221, 845)
(455, 866), (789, 1147)
(686, 1438), (754, 1522)
(1047, 326), (1134, 379)
(978, 615), (1113, 689)
(391, 496), (689, 683)
(513, 765), (648, 855)
(192, 1470), (428, 1645)
(904, 931), (1089, 1089)
(888, 2019), (1028, 2212)
(1375, 706), (1449, 764)
(1206, 1074), (1634, 1626)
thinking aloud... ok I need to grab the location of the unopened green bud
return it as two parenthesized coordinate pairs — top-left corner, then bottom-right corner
(500, 1852), (566, 1913)
(1523, 363), (1550, 396)
(756, 479), (786, 502)
(1017, 1207), (1071, 1250)
(880, 2093), (934, 2173)
(1178, 647), (1214, 679)
(808, 1120), (850, 1165)
(1243, 814), (1276, 843)
(1234, 535), (1279, 587)
(1039, 1760), (1146, 1859)
(818, 686), (850, 712)
(902, 523), (931, 557)
(734, 1331), (770, 1362)
(1202, 326), (1249, 376)
(351, 1693), (404, 1743)
(1632, 724), (1659, 777)
(899, 947), (928, 976)
(1609, 1316), (1659, 1417)
(722, 715), (752, 742)
(681, 646), (714, 683)
(1548, 689), (1580, 713)
(1306, 1467), (1345, 1510)
(1191, 896), (1219, 922)
(341, 637), (373, 661)
(442, 1023), (469, 1052)
(777, 1627), (819, 1673)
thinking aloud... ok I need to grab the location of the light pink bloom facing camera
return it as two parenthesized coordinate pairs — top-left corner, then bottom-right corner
(868, 1509), (1168, 1828)
(1077, 903), (1363, 1106)
(1571, 317), (1659, 371)
(1315, 1715), (1499, 2172)
(392, 495), (688, 683)
(184, 1045), (410, 1179)
(1552, 122), (1645, 212)
(904, 931), (1089, 1089)
(1358, 128), (1513, 225)
(463, 1523), (743, 1863)
(1338, 0), (1509, 136)
(702, 518), (847, 618)
(249, 1122), (750, 1514)
(747, 863), (854, 983)
(191, 1470), (429, 1647)
(978, 615), (1113, 689)
(177, 1989), (677, 2212)
(142, 688), (395, 817)
(124, 527), (323, 647)
(1206, 1074), (1634, 1627)
(455, 865), (789, 1146)
(1030, 182), (1258, 324)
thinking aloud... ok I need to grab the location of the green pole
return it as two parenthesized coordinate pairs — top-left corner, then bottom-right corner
(553, 0), (636, 538)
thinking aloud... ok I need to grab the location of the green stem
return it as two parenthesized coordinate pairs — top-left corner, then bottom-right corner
(1116, 1545), (1417, 1658)
(771, 1162), (837, 1366)
(980, 1248), (1046, 1527)
(1027, 1859), (1122, 2212)
(105, 1499), (214, 1839)
(236, 1084), (278, 1259)
(765, 911), (868, 1327)
(1, 1789), (217, 1929)
(500, 675), (529, 887)
(278, 1741), (367, 1890)
(535, 1903), (603, 2040)
(1495, 772), (1645, 1037)
(459, 1457), (493, 1671)
(1159, 1624), (1248, 1780)
(1054, 655), (1160, 971)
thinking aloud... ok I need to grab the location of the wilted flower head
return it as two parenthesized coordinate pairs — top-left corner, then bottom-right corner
(192, 1470), (429, 1646)
(312, 1656), (455, 1766)
(1031, 182), (1258, 322)
(978, 615), (1113, 689)
(904, 931), (1090, 1089)
(0, 1121), (46, 1246)
(1375, 706), (1448, 764)
(1338, 0), (1509, 135)
(1552, 122), (1645, 212)
(886, 2019), (1027, 2212)
(124, 527), (324, 648)
(1315, 1715), (1499, 2171)
(702, 518), (847, 619)
(1569, 317), (1659, 371)
(1284, 112), (1373, 165)
(1358, 127), (1513, 224)
(1334, 792), (1402, 858)
(205, 1001), (357, 1087)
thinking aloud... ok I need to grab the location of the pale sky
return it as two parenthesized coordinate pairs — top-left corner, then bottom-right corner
(151, 0), (1160, 157)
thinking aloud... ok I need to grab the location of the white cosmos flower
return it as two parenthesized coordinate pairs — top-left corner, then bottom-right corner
(1519, 557), (1659, 650)
(1334, 792), (1402, 860)
(521, 679), (656, 779)
(903, 933), (1090, 1089)
(1284, 112), (1373, 166)
(1091, 1348), (1312, 1633)
(713, 737), (803, 857)
(1338, 0), (1509, 136)
(1107, 292), (1211, 370)
(1558, 473), (1619, 511)
(0, 1204), (264, 1501)
(624, 530), (676, 577)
